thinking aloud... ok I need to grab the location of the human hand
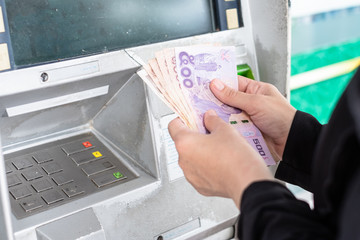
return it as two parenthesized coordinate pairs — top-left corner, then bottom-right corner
(210, 76), (296, 161)
(168, 110), (273, 208)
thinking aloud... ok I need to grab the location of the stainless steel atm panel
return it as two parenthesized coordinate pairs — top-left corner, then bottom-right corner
(0, 0), (290, 239)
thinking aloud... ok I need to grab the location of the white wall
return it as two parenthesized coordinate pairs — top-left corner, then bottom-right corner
(291, 0), (360, 17)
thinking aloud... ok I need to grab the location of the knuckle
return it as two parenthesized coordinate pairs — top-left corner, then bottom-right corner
(223, 88), (238, 100)
(263, 82), (278, 94)
(266, 83), (276, 91)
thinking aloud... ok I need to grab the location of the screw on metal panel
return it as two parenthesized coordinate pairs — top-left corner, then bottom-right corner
(41, 72), (49, 82)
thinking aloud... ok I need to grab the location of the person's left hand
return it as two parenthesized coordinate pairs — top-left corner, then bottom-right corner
(168, 110), (273, 208)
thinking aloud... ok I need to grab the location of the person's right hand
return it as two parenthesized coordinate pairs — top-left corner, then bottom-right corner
(210, 76), (296, 161)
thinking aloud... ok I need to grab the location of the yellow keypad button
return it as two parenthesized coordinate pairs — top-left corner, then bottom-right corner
(92, 151), (102, 158)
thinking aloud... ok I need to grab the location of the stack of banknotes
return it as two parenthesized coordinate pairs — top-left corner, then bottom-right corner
(137, 45), (275, 165)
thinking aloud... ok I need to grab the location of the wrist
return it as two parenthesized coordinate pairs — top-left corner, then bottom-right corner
(229, 161), (273, 208)
(279, 107), (297, 159)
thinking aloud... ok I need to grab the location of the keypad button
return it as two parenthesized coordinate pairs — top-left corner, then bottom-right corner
(19, 196), (43, 212)
(22, 168), (43, 181)
(82, 141), (93, 148)
(32, 179), (53, 193)
(32, 152), (53, 164)
(81, 160), (115, 176)
(52, 174), (73, 186)
(12, 157), (33, 170)
(9, 186), (32, 200)
(62, 183), (84, 198)
(61, 140), (95, 155)
(5, 162), (13, 174)
(41, 190), (64, 205)
(7, 174), (22, 187)
(71, 150), (104, 166)
(91, 171), (126, 188)
(42, 162), (63, 175)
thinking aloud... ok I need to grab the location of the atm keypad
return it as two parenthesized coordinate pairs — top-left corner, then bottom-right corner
(5, 134), (135, 219)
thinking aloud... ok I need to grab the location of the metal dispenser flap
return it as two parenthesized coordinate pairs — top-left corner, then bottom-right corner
(0, 68), (137, 148)
(6, 86), (109, 117)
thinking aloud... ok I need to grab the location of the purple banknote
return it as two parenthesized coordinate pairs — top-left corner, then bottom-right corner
(175, 46), (240, 132)
(175, 46), (275, 165)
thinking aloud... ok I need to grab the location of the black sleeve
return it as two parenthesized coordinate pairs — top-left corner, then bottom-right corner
(275, 110), (322, 192)
(238, 181), (333, 240)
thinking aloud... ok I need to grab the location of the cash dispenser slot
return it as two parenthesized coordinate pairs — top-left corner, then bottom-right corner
(5, 85), (109, 117)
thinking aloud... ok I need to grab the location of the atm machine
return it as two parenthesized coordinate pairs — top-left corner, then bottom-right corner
(0, 0), (290, 239)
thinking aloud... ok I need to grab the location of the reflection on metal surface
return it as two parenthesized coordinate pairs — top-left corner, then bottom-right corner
(6, 85), (109, 117)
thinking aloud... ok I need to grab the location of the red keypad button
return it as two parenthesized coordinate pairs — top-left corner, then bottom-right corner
(82, 141), (93, 148)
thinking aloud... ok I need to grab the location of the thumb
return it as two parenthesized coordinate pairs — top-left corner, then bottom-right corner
(210, 79), (255, 113)
(203, 110), (228, 133)
(168, 117), (190, 141)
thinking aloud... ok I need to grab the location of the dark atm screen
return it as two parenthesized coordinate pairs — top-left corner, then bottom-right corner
(5, 0), (214, 67)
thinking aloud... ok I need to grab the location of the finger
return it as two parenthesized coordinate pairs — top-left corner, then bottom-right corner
(203, 110), (227, 133)
(237, 75), (278, 96)
(237, 75), (267, 94)
(237, 75), (253, 92)
(168, 117), (190, 140)
(210, 79), (256, 113)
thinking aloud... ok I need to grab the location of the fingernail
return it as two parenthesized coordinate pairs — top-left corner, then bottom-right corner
(213, 79), (224, 91)
(207, 109), (217, 116)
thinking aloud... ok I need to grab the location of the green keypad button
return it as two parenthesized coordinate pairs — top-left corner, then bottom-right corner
(113, 172), (123, 179)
